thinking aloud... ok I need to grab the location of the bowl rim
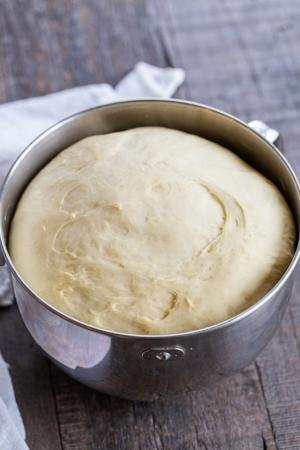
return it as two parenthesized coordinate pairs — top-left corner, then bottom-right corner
(1, 98), (300, 339)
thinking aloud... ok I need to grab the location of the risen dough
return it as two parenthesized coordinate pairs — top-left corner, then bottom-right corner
(9, 127), (295, 334)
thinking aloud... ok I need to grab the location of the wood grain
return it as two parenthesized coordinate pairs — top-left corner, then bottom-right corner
(0, 306), (62, 450)
(50, 363), (275, 450)
(1, 0), (300, 448)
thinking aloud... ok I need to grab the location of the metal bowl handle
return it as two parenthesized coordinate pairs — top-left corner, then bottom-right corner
(248, 120), (283, 152)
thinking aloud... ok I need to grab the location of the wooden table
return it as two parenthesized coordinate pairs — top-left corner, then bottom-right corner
(1, 1), (300, 449)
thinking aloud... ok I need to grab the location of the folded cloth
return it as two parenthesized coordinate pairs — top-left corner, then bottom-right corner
(0, 61), (185, 449)
(0, 62), (184, 166)
(0, 355), (26, 450)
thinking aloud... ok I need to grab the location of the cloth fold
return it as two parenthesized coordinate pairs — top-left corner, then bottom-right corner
(0, 61), (185, 449)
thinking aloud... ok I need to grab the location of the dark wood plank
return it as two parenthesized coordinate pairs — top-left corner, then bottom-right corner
(164, 0), (300, 122)
(0, 0), (170, 103)
(50, 362), (276, 450)
(256, 305), (300, 449)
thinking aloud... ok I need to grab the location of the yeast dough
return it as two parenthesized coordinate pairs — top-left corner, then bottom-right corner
(9, 127), (295, 334)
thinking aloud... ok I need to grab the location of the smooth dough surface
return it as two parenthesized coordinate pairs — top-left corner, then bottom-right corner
(9, 127), (295, 334)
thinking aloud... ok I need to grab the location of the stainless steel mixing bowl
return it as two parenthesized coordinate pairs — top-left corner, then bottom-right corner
(0, 100), (299, 401)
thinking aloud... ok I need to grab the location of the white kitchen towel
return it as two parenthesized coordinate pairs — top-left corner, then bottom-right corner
(0, 355), (26, 450)
(0, 61), (185, 449)
(0, 62), (184, 165)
